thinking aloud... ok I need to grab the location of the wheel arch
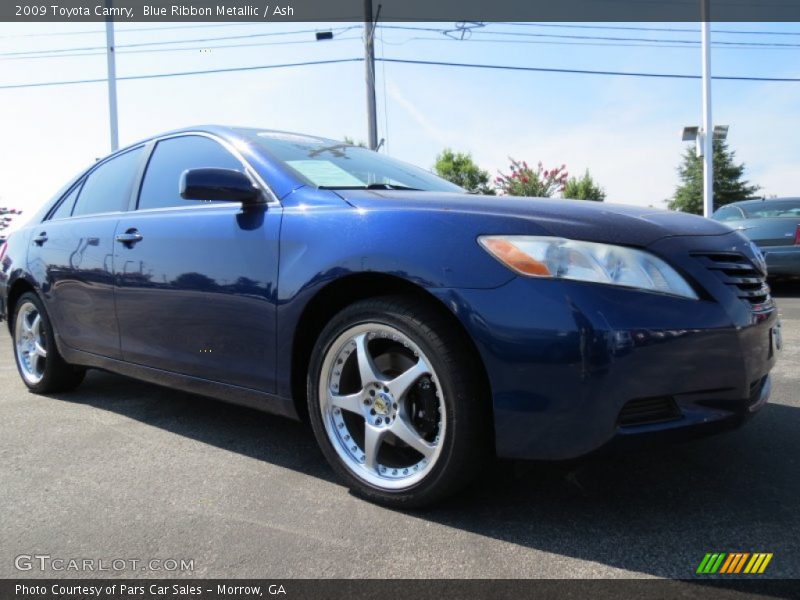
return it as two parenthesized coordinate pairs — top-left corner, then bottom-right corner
(5, 277), (36, 334)
(289, 273), (492, 428)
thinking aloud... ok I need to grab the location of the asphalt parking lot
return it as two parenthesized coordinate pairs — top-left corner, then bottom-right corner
(1, 283), (798, 579)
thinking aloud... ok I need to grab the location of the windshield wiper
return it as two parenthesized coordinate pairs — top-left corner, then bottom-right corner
(319, 183), (422, 191)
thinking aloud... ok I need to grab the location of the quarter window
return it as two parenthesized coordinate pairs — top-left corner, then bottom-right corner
(49, 184), (81, 220)
(713, 206), (743, 222)
(72, 147), (145, 217)
(137, 136), (244, 211)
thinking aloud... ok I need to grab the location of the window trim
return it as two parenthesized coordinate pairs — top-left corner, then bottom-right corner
(715, 205), (746, 221)
(45, 178), (86, 221)
(58, 144), (149, 220)
(44, 130), (280, 223)
(132, 131), (280, 213)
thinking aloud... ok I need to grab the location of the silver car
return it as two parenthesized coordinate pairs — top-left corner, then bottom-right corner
(713, 198), (800, 278)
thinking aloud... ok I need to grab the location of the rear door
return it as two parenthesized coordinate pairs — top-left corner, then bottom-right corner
(113, 134), (281, 392)
(27, 146), (146, 358)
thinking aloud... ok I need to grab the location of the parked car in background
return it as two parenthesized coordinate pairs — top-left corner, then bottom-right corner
(0, 127), (780, 507)
(712, 198), (800, 278)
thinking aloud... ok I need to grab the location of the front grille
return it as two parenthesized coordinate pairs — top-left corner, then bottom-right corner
(691, 251), (771, 308)
(618, 396), (682, 427)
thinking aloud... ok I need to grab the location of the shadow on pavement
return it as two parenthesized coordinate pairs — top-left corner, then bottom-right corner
(770, 279), (800, 299)
(53, 371), (337, 485)
(51, 366), (799, 580)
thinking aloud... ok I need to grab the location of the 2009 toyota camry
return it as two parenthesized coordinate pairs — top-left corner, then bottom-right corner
(0, 127), (779, 507)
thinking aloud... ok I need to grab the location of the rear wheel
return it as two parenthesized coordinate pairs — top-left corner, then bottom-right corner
(12, 292), (85, 393)
(307, 296), (491, 508)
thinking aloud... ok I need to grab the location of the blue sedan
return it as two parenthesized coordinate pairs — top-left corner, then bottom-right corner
(0, 127), (779, 507)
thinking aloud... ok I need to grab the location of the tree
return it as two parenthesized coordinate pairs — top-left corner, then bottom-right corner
(668, 139), (760, 215)
(343, 136), (367, 148)
(562, 170), (606, 202)
(0, 206), (22, 234)
(496, 159), (568, 197)
(433, 148), (495, 194)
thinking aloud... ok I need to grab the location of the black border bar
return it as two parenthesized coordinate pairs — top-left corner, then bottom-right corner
(4, 0), (800, 23)
(3, 579), (799, 600)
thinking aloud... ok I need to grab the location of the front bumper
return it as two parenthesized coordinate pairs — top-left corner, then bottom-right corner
(431, 233), (778, 461)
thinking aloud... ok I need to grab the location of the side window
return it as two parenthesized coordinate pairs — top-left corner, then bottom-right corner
(72, 147), (145, 218)
(49, 183), (82, 220)
(713, 206), (742, 222)
(137, 136), (244, 211)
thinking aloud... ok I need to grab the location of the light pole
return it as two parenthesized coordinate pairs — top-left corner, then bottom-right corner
(363, 0), (379, 151)
(104, 4), (119, 152)
(700, 0), (713, 217)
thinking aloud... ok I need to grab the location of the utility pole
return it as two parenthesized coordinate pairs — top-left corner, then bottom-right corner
(105, 3), (119, 152)
(363, 0), (378, 150)
(701, 0), (713, 217)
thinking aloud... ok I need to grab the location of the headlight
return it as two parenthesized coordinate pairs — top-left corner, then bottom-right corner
(478, 235), (698, 300)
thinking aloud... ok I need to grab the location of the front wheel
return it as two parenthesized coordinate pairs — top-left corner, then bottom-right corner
(12, 292), (85, 393)
(307, 296), (491, 508)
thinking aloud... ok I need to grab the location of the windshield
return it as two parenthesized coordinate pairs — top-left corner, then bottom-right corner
(742, 199), (800, 219)
(249, 132), (463, 193)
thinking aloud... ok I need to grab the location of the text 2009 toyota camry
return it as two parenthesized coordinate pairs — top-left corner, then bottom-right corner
(0, 127), (779, 506)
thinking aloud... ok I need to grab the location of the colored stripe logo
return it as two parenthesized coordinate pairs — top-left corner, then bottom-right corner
(697, 553), (773, 574)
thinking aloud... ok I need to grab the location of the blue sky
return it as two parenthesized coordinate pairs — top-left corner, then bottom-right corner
(1, 21), (799, 222)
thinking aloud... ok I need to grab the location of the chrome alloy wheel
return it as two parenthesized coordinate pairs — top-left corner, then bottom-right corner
(14, 301), (48, 385)
(319, 323), (446, 490)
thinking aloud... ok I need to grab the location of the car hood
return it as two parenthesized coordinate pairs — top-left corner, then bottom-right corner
(336, 191), (733, 247)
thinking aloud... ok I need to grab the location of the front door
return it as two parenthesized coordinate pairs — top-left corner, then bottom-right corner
(113, 135), (281, 393)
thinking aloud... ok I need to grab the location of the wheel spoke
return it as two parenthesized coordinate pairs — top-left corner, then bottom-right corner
(329, 391), (363, 415)
(363, 424), (385, 470)
(31, 314), (42, 338)
(34, 342), (47, 358)
(385, 358), (431, 401)
(22, 315), (33, 334)
(354, 333), (383, 386)
(390, 415), (435, 458)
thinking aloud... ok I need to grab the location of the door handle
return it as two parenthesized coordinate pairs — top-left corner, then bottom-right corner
(115, 229), (143, 246)
(33, 232), (48, 245)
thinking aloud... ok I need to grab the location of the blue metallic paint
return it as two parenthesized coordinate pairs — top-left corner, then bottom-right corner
(0, 126), (778, 461)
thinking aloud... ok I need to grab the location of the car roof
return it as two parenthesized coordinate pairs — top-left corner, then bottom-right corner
(723, 197), (800, 209)
(109, 125), (346, 162)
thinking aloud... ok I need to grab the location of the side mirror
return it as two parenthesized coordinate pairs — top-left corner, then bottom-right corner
(179, 168), (264, 205)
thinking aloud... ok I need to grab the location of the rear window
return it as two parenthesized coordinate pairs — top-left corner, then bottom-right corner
(743, 200), (800, 219)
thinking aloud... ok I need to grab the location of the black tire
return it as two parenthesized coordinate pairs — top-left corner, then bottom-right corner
(307, 295), (492, 508)
(11, 292), (85, 394)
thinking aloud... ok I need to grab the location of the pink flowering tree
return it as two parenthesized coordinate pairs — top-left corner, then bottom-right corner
(495, 159), (568, 197)
(0, 207), (22, 234)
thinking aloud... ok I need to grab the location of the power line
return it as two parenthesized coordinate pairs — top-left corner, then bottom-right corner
(0, 22), (252, 39)
(0, 26), (360, 57)
(8, 22), (800, 61)
(376, 57), (800, 82)
(0, 20), (362, 39)
(377, 34), (800, 51)
(4, 21), (799, 41)
(496, 22), (800, 37)
(379, 25), (800, 48)
(8, 30), (798, 62)
(0, 58), (364, 90)
(3, 55), (799, 91)
(1, 36), (363, 61)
